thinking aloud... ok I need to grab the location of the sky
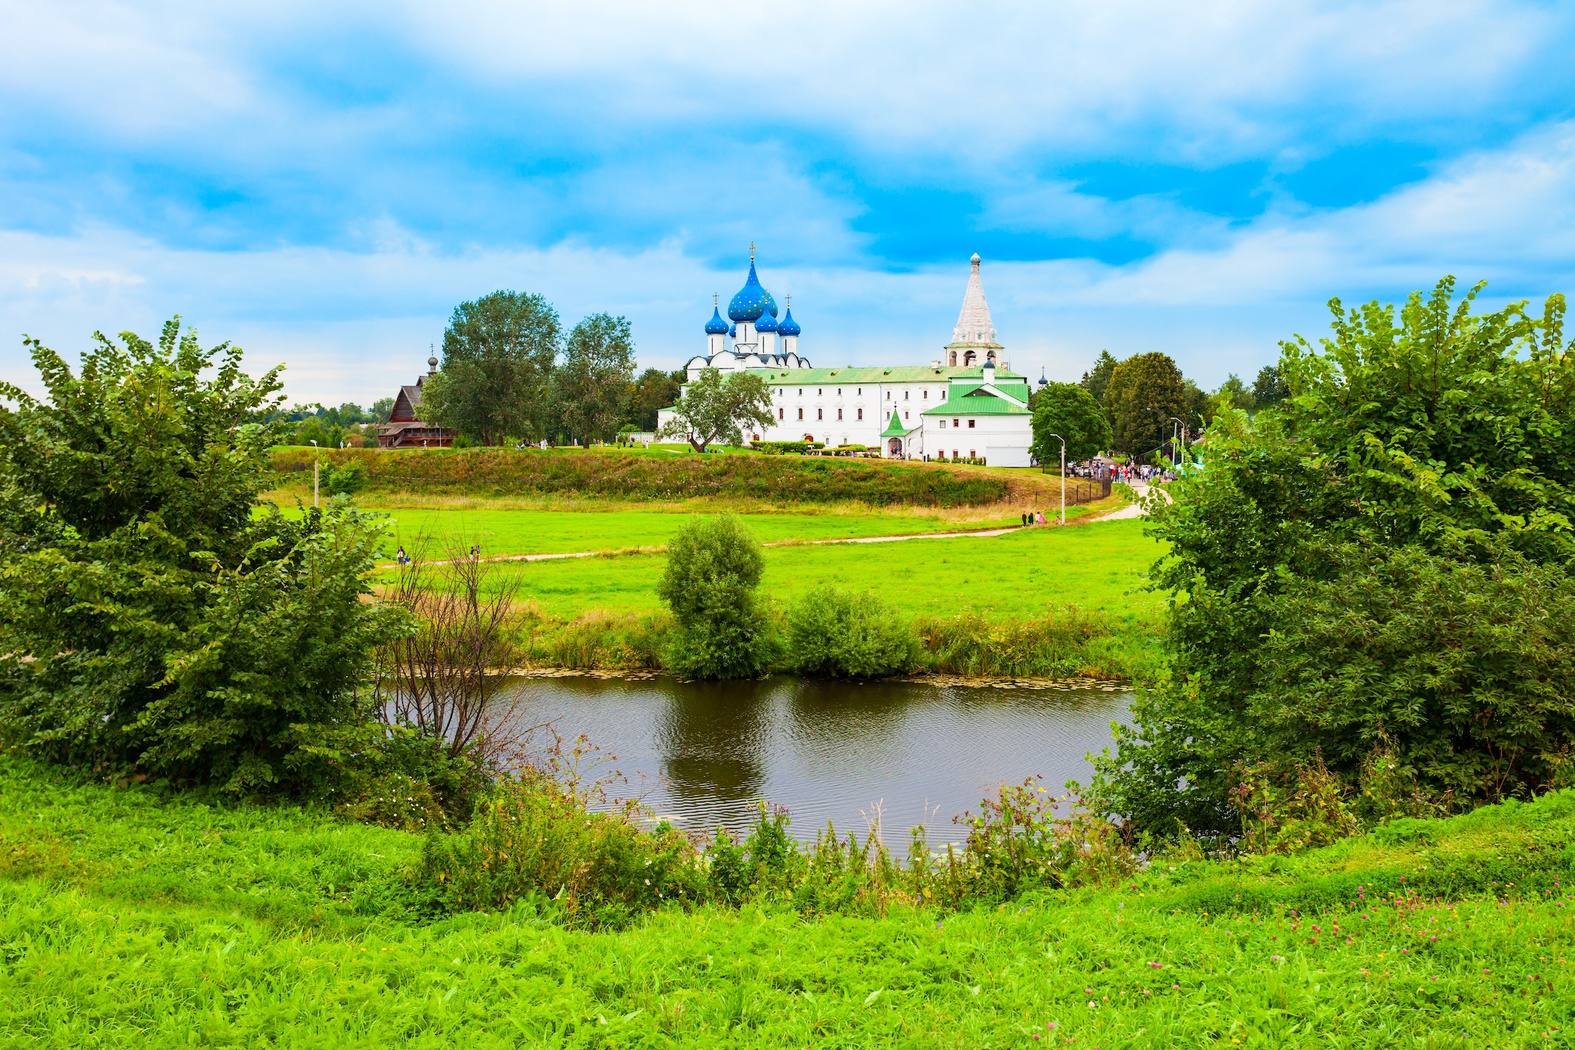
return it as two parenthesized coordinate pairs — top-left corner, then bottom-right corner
(3, 0), (1575, 406)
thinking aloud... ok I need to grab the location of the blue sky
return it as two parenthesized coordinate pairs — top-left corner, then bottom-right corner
(3, 0), (1575, 405)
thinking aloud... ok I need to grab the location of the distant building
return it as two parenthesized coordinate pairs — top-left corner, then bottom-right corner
(658, 252), (1033, 466)
(378, 355), (458, 449)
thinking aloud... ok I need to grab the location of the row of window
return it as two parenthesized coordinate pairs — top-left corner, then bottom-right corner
(782, 408), (867, 421)
(775, 387), (945, 402)
(773, 408), (977, 427)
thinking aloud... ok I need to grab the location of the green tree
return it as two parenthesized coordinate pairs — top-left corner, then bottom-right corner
(656, 515), (775, 679)
(1091, 278), (1575, 840)
(555, 314), (636, 447)
(1205, 372), (1256, 423)
(1103, 352), (1187, 457)
(1030, 382), (1111, 463)
(1252, 364), (1289, 407)
(423, 290), (561, 445)
(656, 369), (774, 453)
(1080, 350), (1118, 404)
(371, 396), (396, 423)
(626, 367), (682, 432)
(0, 320), (403, 794)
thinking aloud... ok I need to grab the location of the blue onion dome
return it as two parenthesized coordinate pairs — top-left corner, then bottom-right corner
(704, 305), (729, 335)
(777, 307), (801, 337)
(727, 261), (770, 322)
(755, 311), (779, 333)
(729, 323), (737, 338)
(765, 290), (779, 318)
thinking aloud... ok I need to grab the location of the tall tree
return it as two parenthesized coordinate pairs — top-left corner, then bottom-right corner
(1205, 373), (1256, 423)
(423, 290), (561, 445)
(1080, 350), (1118, 404)
(555, 313), (636, 446)
(625, 367), (682, 432)
(657, 369), (774, 453)
(1031, 382), (1112, 463)
(1103, 352), (1187, 456)
(1253, 364), (1290, 407)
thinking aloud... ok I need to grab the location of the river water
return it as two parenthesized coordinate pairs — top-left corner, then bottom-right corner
(509, 675), (1131, 841)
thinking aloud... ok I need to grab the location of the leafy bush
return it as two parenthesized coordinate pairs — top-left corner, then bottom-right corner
(419, 774), (706, 927)
(0, 320), (405, 795)
(785, 587), (918, 678)
(1094, 278), (1575, 842)
(655, 515), (775, 679)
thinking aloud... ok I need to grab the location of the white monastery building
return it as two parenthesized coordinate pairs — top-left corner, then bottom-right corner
(659, 250), (1036, 466)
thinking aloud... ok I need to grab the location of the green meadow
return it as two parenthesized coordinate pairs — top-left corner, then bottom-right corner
(3, 759), (1572, 1048)
(356, 504), (1016, 559)
(492, 516), (1162, 625)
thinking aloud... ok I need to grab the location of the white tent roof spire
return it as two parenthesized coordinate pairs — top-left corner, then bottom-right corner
(947, 253), (1002, 348)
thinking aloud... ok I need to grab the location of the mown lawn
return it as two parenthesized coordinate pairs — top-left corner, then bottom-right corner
(352, 505), (1017, 560)
(456, 517), (1163, 624)
(2, 760), (1573, 1047)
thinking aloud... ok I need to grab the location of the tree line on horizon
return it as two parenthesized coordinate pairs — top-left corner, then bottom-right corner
(273, 289), (687, 449)
(418, 289), (684, 448)
(1030, 349), (1290, 465)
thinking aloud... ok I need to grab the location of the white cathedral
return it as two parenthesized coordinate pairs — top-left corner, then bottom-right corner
(659, 250), (1037, 466)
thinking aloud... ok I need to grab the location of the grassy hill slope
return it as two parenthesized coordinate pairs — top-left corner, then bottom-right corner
(3, 760), (1573, 1047)
(270, 447), (1099, 508)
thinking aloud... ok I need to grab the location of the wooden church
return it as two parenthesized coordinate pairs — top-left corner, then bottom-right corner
(377, 354), (458, 449)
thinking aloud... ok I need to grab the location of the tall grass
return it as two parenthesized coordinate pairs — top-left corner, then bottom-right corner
(510, 603), (1155, 680)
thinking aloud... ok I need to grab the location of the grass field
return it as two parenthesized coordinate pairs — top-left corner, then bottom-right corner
(3, 759), (1572, 1047)
(478, 517), (1163, 625)
(270, 497), (1119, 562)
(352, 505), (1017, 559)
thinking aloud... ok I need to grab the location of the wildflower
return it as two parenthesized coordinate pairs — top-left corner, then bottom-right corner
(1088, 1001), (1097, 1009)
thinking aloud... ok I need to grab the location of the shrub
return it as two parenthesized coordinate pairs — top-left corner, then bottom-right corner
(655, 515), (775, 679)
(0, 321), (405, 795)
(785, 587), (918, 678)
(324, 459), (367, 495)
(1095, 278), (1575, 842)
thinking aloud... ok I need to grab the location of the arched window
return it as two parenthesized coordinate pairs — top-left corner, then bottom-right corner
(963, 350), (977, 366)
(948, 351), (957, 366)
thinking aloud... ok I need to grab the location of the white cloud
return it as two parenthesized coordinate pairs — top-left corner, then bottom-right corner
(1, 0), (1558, 164)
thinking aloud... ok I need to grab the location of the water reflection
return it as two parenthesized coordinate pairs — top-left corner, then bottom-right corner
(655, 679), (774, 805)
(514, 675), (1130, 840)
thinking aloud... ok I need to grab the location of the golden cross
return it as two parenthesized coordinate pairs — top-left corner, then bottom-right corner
(749, 242), (755, 261)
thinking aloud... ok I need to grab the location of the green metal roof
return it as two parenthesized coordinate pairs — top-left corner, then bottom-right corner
(749, 364), (1025, 384)
(879, 408), (917, 437)
(922, 383), (1032, 416)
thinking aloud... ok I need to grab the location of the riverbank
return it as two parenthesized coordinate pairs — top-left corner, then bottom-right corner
(4, 758), (1571, 1047)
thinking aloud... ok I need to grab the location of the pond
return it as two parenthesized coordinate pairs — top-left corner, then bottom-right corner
(510, 675), (1132, 841)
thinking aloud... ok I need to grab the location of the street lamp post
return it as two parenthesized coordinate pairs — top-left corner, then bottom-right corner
(309, 439), (319, 508)
(1166, 416), (1187, 466)
(1048, 432), (1067, 525)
